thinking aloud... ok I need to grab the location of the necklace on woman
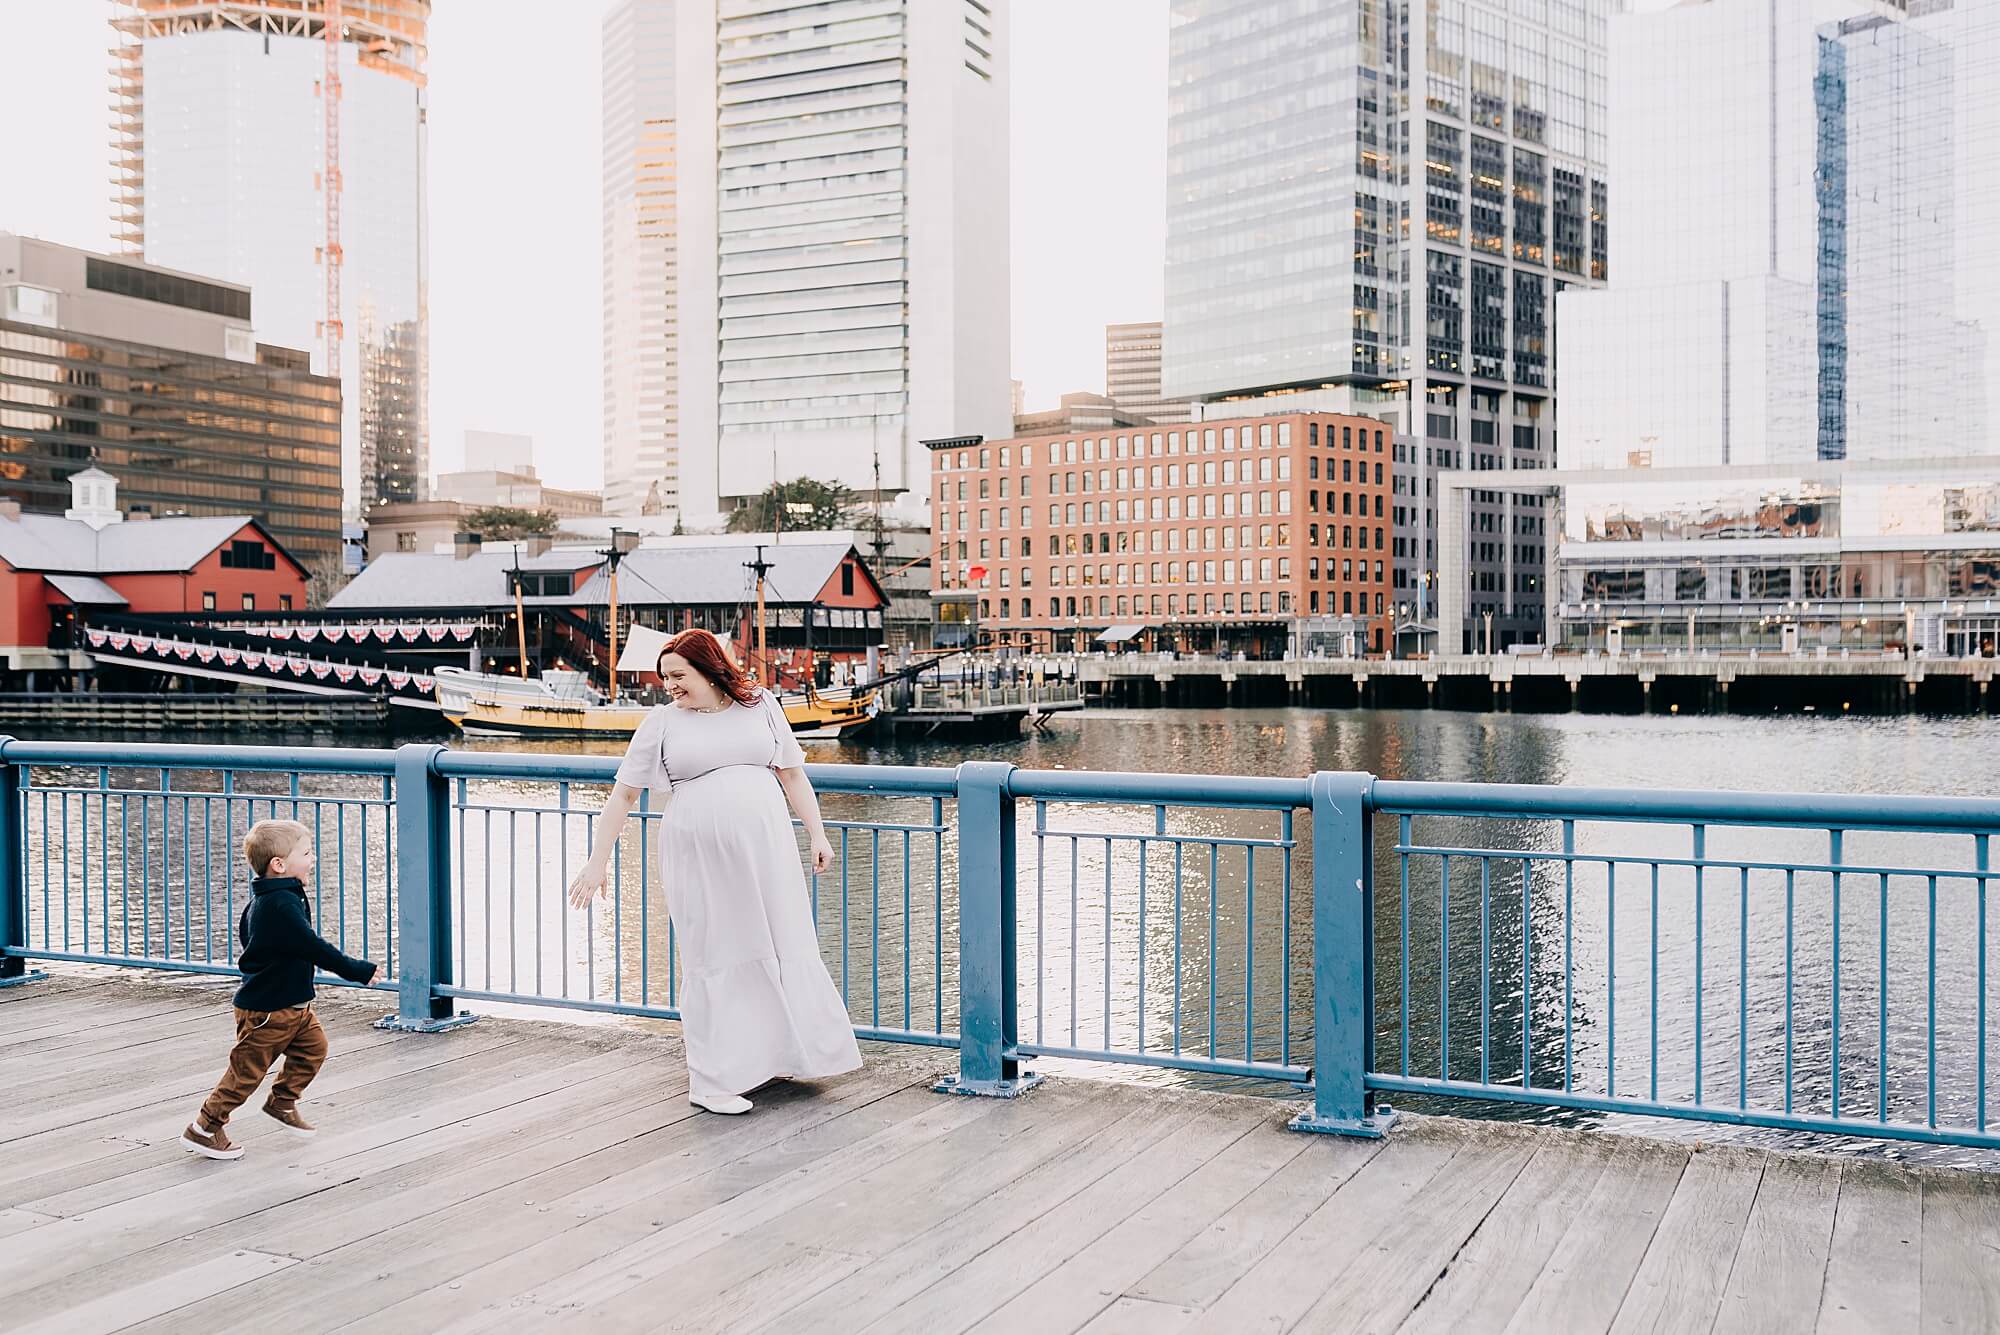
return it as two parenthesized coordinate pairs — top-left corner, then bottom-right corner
(693, 700), (730, 713)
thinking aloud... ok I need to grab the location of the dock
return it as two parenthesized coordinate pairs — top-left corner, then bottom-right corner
(876, 677), (1086, 736)
(3, 972), (1995, 1334)
(1081, 650), (2000, 714)
(0, 693), (391, 734)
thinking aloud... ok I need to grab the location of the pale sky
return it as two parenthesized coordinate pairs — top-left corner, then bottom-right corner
(0, 0), (1167, 492)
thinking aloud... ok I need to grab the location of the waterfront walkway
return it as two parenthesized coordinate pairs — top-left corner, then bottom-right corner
(3, 973), (1995, 1334)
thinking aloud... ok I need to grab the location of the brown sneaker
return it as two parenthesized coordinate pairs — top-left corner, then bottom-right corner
(263, 1104), (316, 1138)
(180, 1120), (244, 1160)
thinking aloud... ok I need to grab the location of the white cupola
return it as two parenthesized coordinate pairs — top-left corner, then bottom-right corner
(65, 465), (125, 531)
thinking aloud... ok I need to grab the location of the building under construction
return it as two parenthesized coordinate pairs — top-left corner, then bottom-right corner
(111, 1), (430, 518)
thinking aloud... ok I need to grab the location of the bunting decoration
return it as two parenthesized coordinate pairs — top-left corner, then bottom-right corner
(333, 665), (356, 683)
(387, 671), (410, 690)
(310, 662), (333, 680)
(297, 626), (321, 643)
(286, 656), (308, 676)
(87, 630), (107, 648)
(108, 634), (128, 651)
(358, 666), (383, 686)
(269, 626), (295, 640)
(196, 647), (216, 664)
(219, 649), (240, 667)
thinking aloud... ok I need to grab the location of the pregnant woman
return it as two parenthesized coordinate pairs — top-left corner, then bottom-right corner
(567, 628), (862, 1114)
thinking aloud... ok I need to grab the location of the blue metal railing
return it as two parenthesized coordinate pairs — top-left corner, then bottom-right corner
(1, 736), (1994, 1150)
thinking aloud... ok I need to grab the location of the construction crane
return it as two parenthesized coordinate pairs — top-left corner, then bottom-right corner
(318, 0), (344, 380)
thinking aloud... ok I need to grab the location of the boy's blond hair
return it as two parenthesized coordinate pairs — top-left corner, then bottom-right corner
(244, 819), (312, 878)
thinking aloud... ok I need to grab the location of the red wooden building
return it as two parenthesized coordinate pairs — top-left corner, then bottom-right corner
(0, 467), (308, 679)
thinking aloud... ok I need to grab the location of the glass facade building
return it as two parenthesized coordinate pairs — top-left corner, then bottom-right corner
(1, 237), (342, 563)
(1558, 0), (2000, 472)
(602, 0), (681, 517)
(1163, 0), (1609, 651)
(113, 2), (429, 517)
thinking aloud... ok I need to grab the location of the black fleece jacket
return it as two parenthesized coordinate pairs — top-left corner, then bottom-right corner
(232, 876), (378, 1011)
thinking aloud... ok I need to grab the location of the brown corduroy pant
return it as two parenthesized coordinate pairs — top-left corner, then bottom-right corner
(197, 1005), (328, 1128)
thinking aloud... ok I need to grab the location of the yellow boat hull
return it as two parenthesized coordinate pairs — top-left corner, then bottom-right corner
(443, 689), (876, 740)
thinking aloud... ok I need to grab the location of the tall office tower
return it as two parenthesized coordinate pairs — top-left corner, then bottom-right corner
(110, 1), (429, 516)
(1558, 0), (1998, 473)
(1162, 0), (1608, 648)
(672, 0), (1012, 528)
(1105, 321), (1192, 425)
(603, 0), (681, 518)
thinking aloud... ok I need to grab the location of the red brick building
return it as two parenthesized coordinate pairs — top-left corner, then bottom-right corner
(0, 467), (308, 675)
(929, 413), (1393, 655)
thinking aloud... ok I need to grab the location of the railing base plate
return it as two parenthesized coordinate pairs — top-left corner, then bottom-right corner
(0, 969), (49, 989)
(1289, 1103), (1399, 1138)
(373, 1011), (481, 1034)
(934, 1071), (1045, 1099)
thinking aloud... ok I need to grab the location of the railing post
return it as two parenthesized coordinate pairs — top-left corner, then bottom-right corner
(0, 738), (45, 989)
(374, 743), (477, 1032)
(937, 760), (1041, 1098)
(1292, 769), (1393, 1135)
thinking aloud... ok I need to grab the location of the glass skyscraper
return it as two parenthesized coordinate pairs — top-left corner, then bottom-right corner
(1559, 0), (1999, 472)
(112, 1), (429, 518)
(1163, 0), (1609, 647)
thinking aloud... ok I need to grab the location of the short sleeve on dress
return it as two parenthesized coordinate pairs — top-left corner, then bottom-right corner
(762, 690), (806, 769)
(615, 706), (673, 791)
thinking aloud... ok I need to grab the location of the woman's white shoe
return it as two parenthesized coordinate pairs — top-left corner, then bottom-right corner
(690, 1093), (753, 1115)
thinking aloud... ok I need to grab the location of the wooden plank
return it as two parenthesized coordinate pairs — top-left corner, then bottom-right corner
(1187, 1134), (1462, 1331)
(1713, 1154), (1841, 1335)
(1606, 1146), (1765, 1335)
(200, 1065), (931, 1335)
(966, 1108), (1308, 1334)
(0, 1036), (595, 1298)
(1289, 1130), (1535, 1334)
(441, 1085), (1009, 1329)
(1501, 1136), (1690, 1335)
(17, 1248), (295, 1335)
(1125, 1126), (1380, 1310)
(735, 1099), (1195, 1335)
(1076, 1297), (1203, 1335)
(0, 1207), (60, 1240)
(854, 1101), (1271, 1335)
(1920, 1170), (2000, 1335)
(576, 1241), (871, 1335)
(1816, 1159), (1920, 1334)
(1394, 1132), (1619, 1334)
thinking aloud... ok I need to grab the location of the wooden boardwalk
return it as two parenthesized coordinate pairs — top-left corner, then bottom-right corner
(2, 973), (1996, 1334)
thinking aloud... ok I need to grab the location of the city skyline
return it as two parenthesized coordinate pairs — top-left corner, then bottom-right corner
(0, 0), (1169, 498)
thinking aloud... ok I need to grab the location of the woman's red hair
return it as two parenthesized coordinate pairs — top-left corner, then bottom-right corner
(658, 629), (760, 706)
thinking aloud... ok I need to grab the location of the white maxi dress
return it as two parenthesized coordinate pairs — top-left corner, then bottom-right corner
(615, 689), (862, 1103)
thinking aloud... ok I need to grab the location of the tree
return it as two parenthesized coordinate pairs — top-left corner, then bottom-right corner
(466, 506), (559, 540)
(726, 477), (860, 533)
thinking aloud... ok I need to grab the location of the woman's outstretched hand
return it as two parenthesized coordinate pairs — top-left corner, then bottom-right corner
(567, 865), (607, 909)
(809, 835), (835, 875)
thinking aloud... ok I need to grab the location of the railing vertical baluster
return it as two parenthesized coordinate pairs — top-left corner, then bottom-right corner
(378, 743), (472, 1032)
(1831, 828), (1844, 1120)
(1072, 834), (1081, 1047)
(1739, 863), (1749, 1110)
(1208, 840), (1218, 1059)
(335, 801), (347, 952)
(462, 778), (474, 991)
(1401, 815), (1412, 1077)
(1173, 838), (1184, 1056)
(1651, 860), (1661, 1102)
(1927, 872), (1937, 1128)
(872, 826), (882, 1028)
(99, 768), (112, 957)
(1562, 820), (1575, 1092)
(0, 739), (41, 988)
(1522, 854), (1533, 1090)
(1105, 836), (1114, 1052)
(608, 812), (619, 1004)
(1879, 870), (1889, 1123)
(383, 775), (395, 980)
(1784, 867), (1794, 1115)
(1608, 860), (1616, 1099)
(633, 801), (644, 1007)
(932, 795), (942, 1034)
(1291, 770), (1387, 1136)
(1979, 833), (1989, 1133)
(1245, 842), (1256, 1063)
(484, 806), (495, 991)
(1693, 824), (1705, 1106)
(1281, 809), (1293, 1070)
(902, 829), (911, 1032)
(1035, 800), (1046, 1046)
(1440, 855), (1456, 1087)
(840, 825), (851, 1003)
(938, 761), (1036, 1098)
(543, 804), (554, 999)
(1481, 856), (1492, 1087)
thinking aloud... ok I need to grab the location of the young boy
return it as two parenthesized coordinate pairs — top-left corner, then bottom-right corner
(180, 818), (378, 1160)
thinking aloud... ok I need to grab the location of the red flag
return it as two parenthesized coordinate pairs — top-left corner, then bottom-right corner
(968, 565), (988, 582)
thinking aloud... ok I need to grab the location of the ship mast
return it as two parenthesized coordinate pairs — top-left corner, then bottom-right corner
(746, 543), (772, 686)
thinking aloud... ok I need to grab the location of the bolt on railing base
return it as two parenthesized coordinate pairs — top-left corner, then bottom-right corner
(1289, 1102), (1399, 1138)
(373, 1011), (481, 1034)
(934, 1071), (1045, 1099)
(0, 969), (48, 989)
